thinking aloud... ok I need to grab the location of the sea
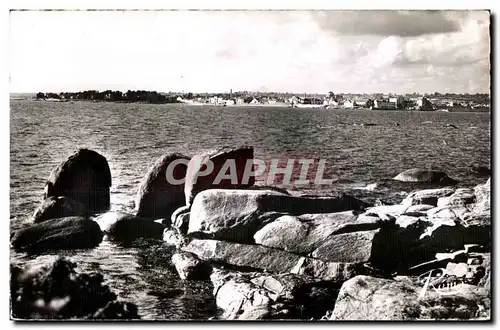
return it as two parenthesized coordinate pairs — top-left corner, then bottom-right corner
(9, 98), (491, 319)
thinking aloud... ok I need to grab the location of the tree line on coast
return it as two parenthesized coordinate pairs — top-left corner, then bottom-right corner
(35, 90), (182, 104)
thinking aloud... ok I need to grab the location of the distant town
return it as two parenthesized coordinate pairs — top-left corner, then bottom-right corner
(33, 90), (491, 112)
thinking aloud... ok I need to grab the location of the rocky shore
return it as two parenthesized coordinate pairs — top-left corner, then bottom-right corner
(10, 146), (491, 320)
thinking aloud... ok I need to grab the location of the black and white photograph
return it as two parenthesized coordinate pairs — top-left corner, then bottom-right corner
(8, 7), (491, 321)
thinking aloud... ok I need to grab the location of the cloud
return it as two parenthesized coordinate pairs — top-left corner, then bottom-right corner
(311, 10), (486, 37)
(9, 10), (490, 94)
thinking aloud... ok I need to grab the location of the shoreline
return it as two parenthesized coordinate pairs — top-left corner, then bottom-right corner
(9, 145), (491, 320)
(19, 98), (491, 112)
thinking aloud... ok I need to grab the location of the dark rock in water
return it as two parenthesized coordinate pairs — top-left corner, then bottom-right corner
(470, 166), (490, 177)
(32, 196), (88, 223)
(331, 275), (490, 320)
(135, 153), (189, 221)
(184, 146), (255, 206)
(44, 149), (112, 213)
(188, 189), (368, 243)
(106, 213), (165, 243)
(10, 258), (140, 320)
(171, 251), (212, 280)
(393, 168), (458, 185)
(11, 216), (103, 252)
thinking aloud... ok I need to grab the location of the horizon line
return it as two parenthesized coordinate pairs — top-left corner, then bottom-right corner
(9, 90), (492, 95)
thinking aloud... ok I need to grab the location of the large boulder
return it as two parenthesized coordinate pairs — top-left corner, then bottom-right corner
(311, 230), (380, 263)
(331, 275), (490, 320)
(32, 196), (88, 223)
(105, 213), (165, 243)
(211, 269), (342, 320)
(184, 146), (255, 206)
(11, 216), (103, 251)
(393, 168), (458, 185)
(182, 239), (360, 282)
(188, 189), (367, 243)
(44, 149), (112, 213)
(135, 153), (189, 221)
(254, 211), (381, 255)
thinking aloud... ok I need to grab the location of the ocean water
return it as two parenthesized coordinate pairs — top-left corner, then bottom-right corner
(10, 99), (490, 319)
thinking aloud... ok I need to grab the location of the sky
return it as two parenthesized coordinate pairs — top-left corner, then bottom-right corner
(9, 10), (490, 94)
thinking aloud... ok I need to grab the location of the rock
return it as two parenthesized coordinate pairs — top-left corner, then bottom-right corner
(404, 204), (435, 214)
(163, 228), (184, 247)
(291, 257), (361, 282)
(437, 188), (476, 208)
(331, 275), (490, 320)
(171, 205), (190, 234)
(135, 153), (189, 221)
(184, 146), (255, 206)
(403, 213), (490, 268)
(311, 231), (378, 263)
(473, 179), (490, 214)
(106, 213), (165, 243)
(11, 217), (103, 252)
(470, 166), (490, 177)
(210, 269), (273, 319)
(44, 149), (112, 213)
(255, 211), (381, 256)
(477, 253), (491, 288)
(171, 252), (212, 280)
(311, 229), (404, 268)
(188, 189), (367, 243)
(402, 188), (455, 206)
(210, 269), (342, 320)
(364, 204), (409, 220)
(427, 206), (459, 221)
(10, 258), (140, 319)
(32, 196), (88, 223)
(236, 306), (275, 320)
(395, 215), (421, 228)
(183, 238), (301, 273)
(393, 168), (458, 185)
(445, 262), (468, 277)
(183, 239), (359, 282)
